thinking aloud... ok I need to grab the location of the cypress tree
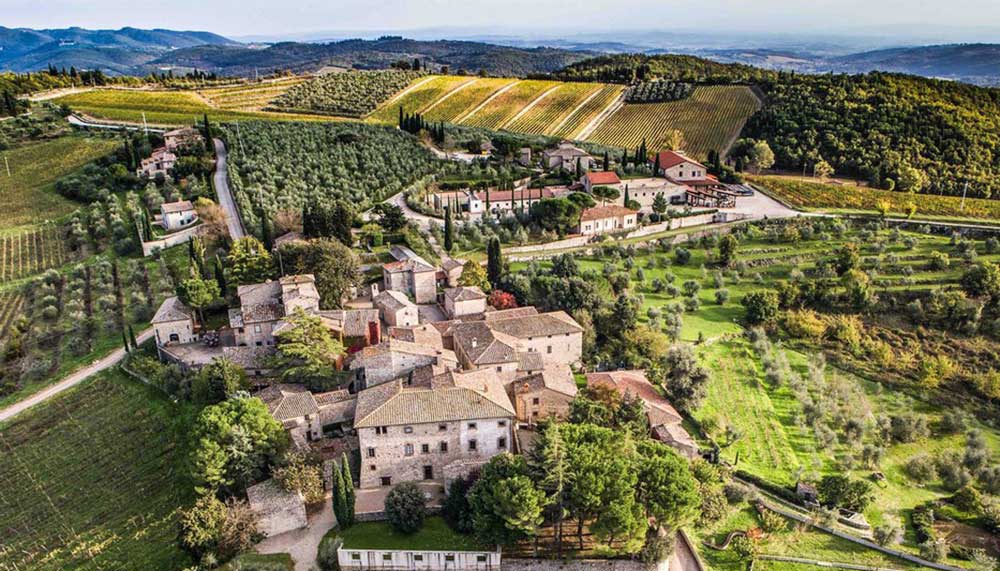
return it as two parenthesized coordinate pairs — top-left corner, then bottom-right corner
(624, 185), (631, 207)
(261, 213), (274, 251)
(122, 328), (130, 353)
(398, 106), (404, 129)
(331, 461), (346, 525)
(444, 205), (454, 252)
(484, 187), (491, 217)
(341, 452), (355, 526)
(129, 325), (139, 350)
(653, 152), (661, 177)
(214, 254), (228, 295)
(487, 237), (503, 288)
(202, 113), (211, 141)
(575, 157), (582, 178)
(603, 151), (609, 171)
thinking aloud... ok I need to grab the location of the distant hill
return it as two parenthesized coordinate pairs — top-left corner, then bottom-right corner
(0, 26), (236, 74)
(151, 37), (593, 77)
(832, 43), (1000, 84)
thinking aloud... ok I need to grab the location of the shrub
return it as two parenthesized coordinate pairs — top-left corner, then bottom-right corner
(758, 509), (787, 533)
(920, 539), (950, 562)
(873, 521), (903, 546)
(783, 309), (826, 340)
(890, 414), (930, 443)
(384, 482), (427, 533)
(715, 289), (730, 305)
(905, 454), (938, 482)
(742, 290), (779, 325)
(698, 484), (728, 525)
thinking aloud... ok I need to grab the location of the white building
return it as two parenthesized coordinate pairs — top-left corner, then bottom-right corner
(581, 171), (623, 193)
(160, 200), (197, 230)
(542, 141), (593, 171)
(338, 545), (502, 571)
(443, 286), (487, 319)
(651, 150), (708, 182)
(577, 205), (639, 236)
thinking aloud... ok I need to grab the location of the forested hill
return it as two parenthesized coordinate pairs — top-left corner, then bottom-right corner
(832, 44), (1000, 85)
(152, 37), (592, 77)
(553, 53), (1000, 200)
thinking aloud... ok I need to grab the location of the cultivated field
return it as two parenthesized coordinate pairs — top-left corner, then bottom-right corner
(0, 136), (118, 233)
(588, 85), (762, 158)
(421, 77), (518, 123)
(0, 225), (75, 284)
(366, 75), (471, 123)
(0, 370), (195, 571)
(504, 82), (604, 135)
(751, 175), (1000, 222)
(52, 89), (333, 126)
(459, 79), (561, 130)
(198, 77), (305, 111)
(0, 291), (25, 337)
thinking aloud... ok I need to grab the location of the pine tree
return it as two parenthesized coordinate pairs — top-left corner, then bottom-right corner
(341, 452), (355, 526)
(129, 325), (139, 350)
(444, 205), (454, 252)
(538, 423), (571, 557)
(487, 237), (503, 288)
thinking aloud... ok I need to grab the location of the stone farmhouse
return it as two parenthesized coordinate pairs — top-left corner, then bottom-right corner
(374, 290), (419, 327)
(151, 296), (199, 350)
(510, 362), (578, 424)
(259, 383), (357, 446)
(586, 370), (699, 458)
(160, 200), (197, 230)
(348, 338), (459, 391)
(382, 247), (437, 304)
(577, 205), (639, 236)
(651, 150), (708, 181)
(354, 368), (515, 488)
(542, 141), (593, 171)
(621, 178), (690, 212)
(164, 126), (204, 152)
(443, 286), (487, 319)
(450, 310), (583, 372)
(138, 147), (177, 178)
(650, 150), (737, 208)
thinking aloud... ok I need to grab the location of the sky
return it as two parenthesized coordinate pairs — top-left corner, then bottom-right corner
(4, 0), (1000, 43)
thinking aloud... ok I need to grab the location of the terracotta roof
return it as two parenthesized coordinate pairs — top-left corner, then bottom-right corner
(165, 126), (201, 138)
(452, 322), (519, 365)
(161, 200), (194, 214)
(445, 286), (487, 303)
(543, 142), (590, 159)
(585, 370), (683, 426)
(486, 311), (583, 338)
(316, 309), (379, 338)
(152, 296), (193, 323)
(389, 324), (445, 348)
(516, 363), (578, 398)
(653, 423), (697, 451)
(585, 171), (621, 185)
(474, 188), (554, 202)
(354, 377), (514, 428)
(580, 205), (638, 222)
(653, 150), (706, 171)
(223, 346), (275, 369)
(259, 384), (319, 421)
(351, 338), (456, 364)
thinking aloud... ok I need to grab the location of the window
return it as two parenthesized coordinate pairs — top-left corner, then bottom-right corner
(414, 555), (424, 562)
(351, 553), (361, 561)
(477, 555), (488, 562)
(469, 439), (478, 451)
(375, 426), (388, 435)
(380, 476), (392, 486)
(532, 397), (540, 405)
(498, 437), (507, 449)
(445, 555), (455, 562)
(254, 324), (261, 333)
(440, 442), (448, 453)
(404, 426), (413, 434)
(404, 444), (414, 456)
(438, 423), (447, 431)
(367, 447), (376, 458)
(369, 464), (376, 471)
(547, 345), (552, 354)
(498, 420), (507, 427)
(421, 443), (430, 454)
(383, 554), (392, 561)
(496, 366), (502, 373)
(168, 333), (179, 343)
(468, 422), (477, 430)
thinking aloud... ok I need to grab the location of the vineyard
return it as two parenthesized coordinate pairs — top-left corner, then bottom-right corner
(0, 291), (25, 338)
(271, 70), (426, 117)
(587, 85), (762, 158)
(197, 77), (305, 111)
(459, 79), (561, 130)
(0, 370), (195, 570)
(750, 175), (1000, 221)
(1, 136), (118, 232)
(366, 75), (472, 123)
(52, 88), (331, 126)
(504, 82), (603, 134)
(551, 84), (623, 139)
(0, 226), (75, 284)
(422, 77), (517, 123)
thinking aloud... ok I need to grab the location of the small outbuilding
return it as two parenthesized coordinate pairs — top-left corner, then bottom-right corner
(246, 479), (307, 538)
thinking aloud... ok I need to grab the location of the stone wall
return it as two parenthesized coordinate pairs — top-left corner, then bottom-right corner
(502, 558), (646, 571)
(514, 332), (582, 369)
(141, 222), (205, 256)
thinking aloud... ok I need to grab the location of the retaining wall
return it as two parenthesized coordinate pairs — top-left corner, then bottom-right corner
(141, 223), (205, 256)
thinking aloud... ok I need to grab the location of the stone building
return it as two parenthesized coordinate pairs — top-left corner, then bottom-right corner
(382, 257), (437, 304)
(164, 126), (204, 152)
(439, 258), (465, 288)
(138, 147), (177, 178)
(151, 296), (198, 351)
(374, 290), (419, 327)
(353, 369), (515, 488)
(581, 170), (623, 193)
(509, 363), (578, 424)
(650, 150), (708, 181)
(348, 338), (458, 390)
(452, 310), (583, 371)
(246, 479), (307, 537)
(160, 200), (197, 230)
(443, 286), (487, 319)
(542, 141), (592, 171)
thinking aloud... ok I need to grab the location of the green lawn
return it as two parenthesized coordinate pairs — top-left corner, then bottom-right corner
(338, 517), (482, 551)
(0, 369), (195, 570)
(0, 136), (118, 234)
(221, 553), (294, 570)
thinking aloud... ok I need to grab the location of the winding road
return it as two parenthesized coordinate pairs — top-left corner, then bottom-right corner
(213, 138), (246, 239)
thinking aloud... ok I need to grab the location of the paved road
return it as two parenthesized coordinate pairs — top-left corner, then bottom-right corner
(0, 329), (154, 424)
(213, 138), (246, 239)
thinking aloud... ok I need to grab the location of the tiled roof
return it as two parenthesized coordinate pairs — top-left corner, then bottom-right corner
(486, 311), (583, 338)
(653, 423), (696, 450)
(516, 351), (545, 372)
(259, 384), (319, 420)
(354, 378), (513, 428)
(280, 274), (320, 303)
(445, 286), (487, 303)
(652, 150), (705, 171)
(515, 363), (578, 398)
(243, 302), (285, 324)
(585, 171), (621, 185)
(237, 281), (282, 306)
(165, 126), (201, 138)
(375, 290), (414, 312)
(389, 324), (445, 348)
(440, 258), (465, 272)
(543, 142), (590, 159)
(351, 338), (455, 364)
(316, 389), (357, 425)
(383, 258), (436, 274)
(585, 370), (683, 427)
(223, 346), (275, 369)
(161, 200), (194, 214)
(319, 309), (380, 338)
(152, 296), (193, 323)
(452, 322), (519, 365)
(580, 205), (638, 222)
(483, 307), (538, 321)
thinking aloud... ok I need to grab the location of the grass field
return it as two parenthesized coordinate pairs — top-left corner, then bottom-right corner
(52, 88), (334, 126)
(751, 175), (1000, 222)
(198, 77), (305, 111)
(0, 369), (194, 571)
(0, 136), (118, 233)
(587, 86), (762, 159)
(338, 517), (481, 551)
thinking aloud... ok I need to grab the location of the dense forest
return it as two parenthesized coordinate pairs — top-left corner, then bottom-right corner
(548, 54), (770, 84)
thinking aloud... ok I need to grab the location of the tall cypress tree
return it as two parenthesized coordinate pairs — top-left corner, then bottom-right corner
(653, 152), (661, 177)
(331, 461), (346, 525)
(398, 106), (404, 129)
(129, 325), (139, 350)
(202, 113), (211, 141)
(487, 237), (503, 288)
(484, 187), (491, 217)
(603, 151), (609, 171)
(624, 185), (631, 207)
(121, 328), (130, 353)
(341, 452), (355, 526)
(214, 254), (228, 296)
(444, 205), (454, 252)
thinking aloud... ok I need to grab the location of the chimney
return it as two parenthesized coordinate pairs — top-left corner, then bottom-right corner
(471, 338), (478, 348)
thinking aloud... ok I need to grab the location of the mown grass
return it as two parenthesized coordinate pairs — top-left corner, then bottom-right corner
(52, 88), (337, 126)
(338, 517), (482, 551)
(0, 368), (195, 571)
(0, 136), (118, 234)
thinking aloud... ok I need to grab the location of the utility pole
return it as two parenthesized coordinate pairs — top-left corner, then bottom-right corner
(960, 180), (969, 212)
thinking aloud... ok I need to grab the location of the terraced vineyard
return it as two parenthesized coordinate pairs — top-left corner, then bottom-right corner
(367, 75), (472, 123)
(0, 291), (26, 338)
(422, 77), (517, 123)
(504, 82), (604, 135)
(0, 225), (75, 284)
(551, 83), (624, 139)
(198, 77), (305, 111)
(53, 88), (332, 126)
(587, 85), (762, 158)
(460, 79), (561, 130)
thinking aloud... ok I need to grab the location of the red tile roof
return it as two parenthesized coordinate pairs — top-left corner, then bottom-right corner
(585, 370), (683, 427)
(653, 150), (705, 171)
(585, 171), (621, 185)
(580, 205), (638, 222)
(474, 188), (553, 202)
